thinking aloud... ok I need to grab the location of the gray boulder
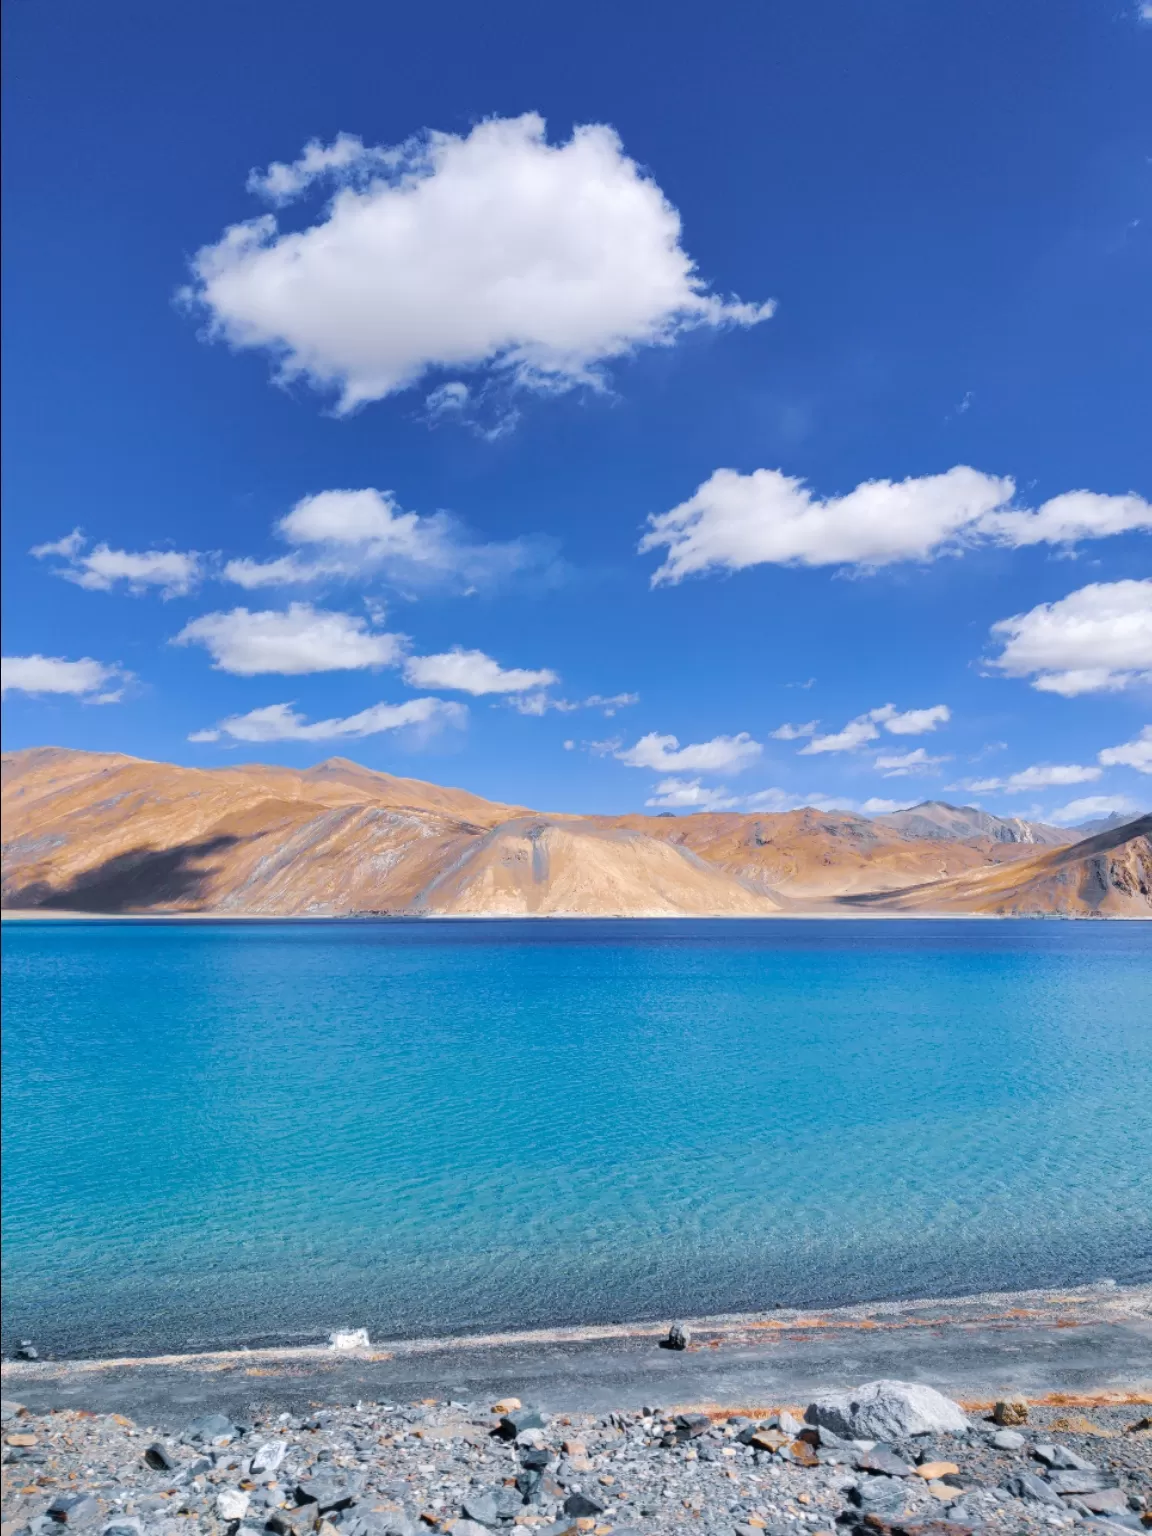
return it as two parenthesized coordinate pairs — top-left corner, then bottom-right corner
(1003, 1473), (1063, 1506)
(806, 1380), (968, 1439)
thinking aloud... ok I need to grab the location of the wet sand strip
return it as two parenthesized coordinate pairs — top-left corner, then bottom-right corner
(3, 1283), (1150, 1427)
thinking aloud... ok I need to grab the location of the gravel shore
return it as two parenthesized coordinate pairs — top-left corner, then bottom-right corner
(3, 1383), (1149, 1536)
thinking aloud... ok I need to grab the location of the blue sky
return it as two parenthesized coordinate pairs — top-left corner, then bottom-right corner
(2, 0), (1150, 823)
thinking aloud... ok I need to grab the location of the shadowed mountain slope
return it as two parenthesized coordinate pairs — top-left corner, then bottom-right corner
(3, 749), (1149, 917)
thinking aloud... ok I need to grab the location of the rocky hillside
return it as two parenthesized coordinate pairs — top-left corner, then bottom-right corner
(3, 748), (1149, 918)
(838, 816), (1152, 917)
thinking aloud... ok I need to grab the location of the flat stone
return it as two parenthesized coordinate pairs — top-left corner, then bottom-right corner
(269, 1509), (318, 1536)
(989, 1430), (1025, 1451)
(914, 1463), (960, 1480)
(1046, 1470), (1118, 1495)
(856, 1447), (915, 1476)
(674, 1412), (711, 1440)
(6, 1433), (38, 1447)
(492, 1399), (521, 1415)
(47, 1495), (101, 1529)
(1074, 1489), (1129, 1514)
(1003, 1473), (1062, 1506)
(851, 1476), (915, 1518)
(294, 1478), (361, 1512)
(460, 1494), (499, 1526)
(1032, 1443), (1096, 1470)
(744, 1429), (788, 1451)
(807, 1381), (968, 1440)
(183, 1413), (237, 1447)
(562, 1493), (604, 1518)
(251, 1441), (288, 1476)
(788, 1438), (819, 1467)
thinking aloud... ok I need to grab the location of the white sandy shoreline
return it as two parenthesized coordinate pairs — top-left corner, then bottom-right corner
(4, 1281), (1149, 1377)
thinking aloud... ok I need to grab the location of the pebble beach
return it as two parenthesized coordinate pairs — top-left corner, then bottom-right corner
(4, 1372), (1150, 1536)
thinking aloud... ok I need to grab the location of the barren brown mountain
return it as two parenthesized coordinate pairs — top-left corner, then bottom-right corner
(3, 747), (1149, 918)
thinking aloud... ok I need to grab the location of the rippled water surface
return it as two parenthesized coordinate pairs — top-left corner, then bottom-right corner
(2, 918), (1150, 1355)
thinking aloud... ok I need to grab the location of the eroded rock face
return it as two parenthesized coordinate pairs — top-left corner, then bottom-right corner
(806, 1379), (969, 1439)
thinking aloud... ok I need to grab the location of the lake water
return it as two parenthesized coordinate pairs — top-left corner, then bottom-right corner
(2, 918), (1150, 1358)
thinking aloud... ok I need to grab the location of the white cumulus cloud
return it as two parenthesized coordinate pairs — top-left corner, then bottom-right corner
(640, 466), (1151, 582)
(875, 703), (951, 735)
(964, 763), (1103, 793)
(615, 731), (762, 774)
(644, 777), (742, 810)
(190, 696), (465, 744)
(987, 579), (1152, 695)
(771, 720), (818, 740)
(185, 114), (773, 413)
(32, 530), (201, 597)
(1099, 725), (1152, 775)
(403, 647), (556, 695)
(799, 703), (950, 755)
(174, 603), (405, 676)
(222, 487), (552, 593)
(1, 654), (129, 703)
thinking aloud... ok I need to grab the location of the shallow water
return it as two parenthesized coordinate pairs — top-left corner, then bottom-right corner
(2, 917), (1149, 1357)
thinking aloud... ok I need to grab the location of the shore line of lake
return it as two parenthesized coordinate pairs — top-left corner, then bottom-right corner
(4, 1284), (1149, 1425)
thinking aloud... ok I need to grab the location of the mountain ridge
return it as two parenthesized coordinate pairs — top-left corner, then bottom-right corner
(3, 748), (1149, 918)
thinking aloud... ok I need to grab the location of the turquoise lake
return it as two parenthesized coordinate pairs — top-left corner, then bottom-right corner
(2, 917), (1150, 1357)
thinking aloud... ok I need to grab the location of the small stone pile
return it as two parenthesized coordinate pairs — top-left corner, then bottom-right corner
(2, 1382), (1149, 1536)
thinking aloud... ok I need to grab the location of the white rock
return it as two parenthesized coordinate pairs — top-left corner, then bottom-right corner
(250, 1441), (287, 1475)
(328, 1328), (371, 1351)
(778, 1410), (804, 1436)
(805, 1380), (968, 1439)
(216, 1489), (251, 1521)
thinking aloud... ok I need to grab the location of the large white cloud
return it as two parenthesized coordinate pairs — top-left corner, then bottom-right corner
(174, 603), (405, 675)
(223, 488), (553, 593)
(189, 696), (465, 744)
(32, 530), (201, 597)
(1, 653), (129, 703)
(988, 579), (1152, 695)
(644, 777), (742, 810)
(965, 763), (1103, 793)
(640, 466), (1152, 582)
(799, 703), (950, 755)
(615, 731), (763, 774)
(403, 647), (556, 695)
(1099, 725), (1152, 775)
(186, 115), (773, 412)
